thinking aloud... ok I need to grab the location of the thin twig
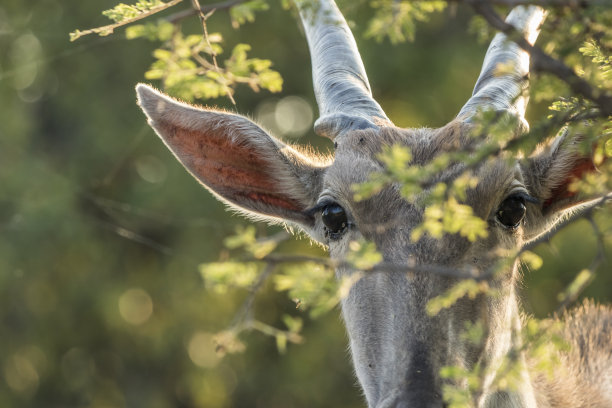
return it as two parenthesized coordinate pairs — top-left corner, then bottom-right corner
(190, 0), (237, 104)
(247, 320), (303, 344)
(521, 194), (612, 253)
(230, 263), (276, 328)
(70, 0), (184, 41)
(252, 254), (488, 280)
(555, 211), (608, 312)
(262, 197), (612, 282)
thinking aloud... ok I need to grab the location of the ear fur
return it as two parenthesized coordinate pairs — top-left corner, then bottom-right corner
(136, 84), (327, 228)
(522, 131), (600, 240)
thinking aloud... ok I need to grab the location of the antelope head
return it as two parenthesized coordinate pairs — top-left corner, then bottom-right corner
(136, 1), (600, 407)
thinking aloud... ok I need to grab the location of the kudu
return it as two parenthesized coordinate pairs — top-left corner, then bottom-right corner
(136, 0), (612, 407)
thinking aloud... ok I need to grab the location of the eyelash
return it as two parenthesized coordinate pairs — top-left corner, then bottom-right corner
(510, 191), (539, 204)
(304, 200), (334, 217)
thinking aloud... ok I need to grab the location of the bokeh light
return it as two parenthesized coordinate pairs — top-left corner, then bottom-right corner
(118, 288), (154, 325)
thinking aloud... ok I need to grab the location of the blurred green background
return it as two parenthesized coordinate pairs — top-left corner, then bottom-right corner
(0, 1), (610, 407)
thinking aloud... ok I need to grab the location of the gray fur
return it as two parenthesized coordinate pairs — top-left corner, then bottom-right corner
(135, 1), (610, 407)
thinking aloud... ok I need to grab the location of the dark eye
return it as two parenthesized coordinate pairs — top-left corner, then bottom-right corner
(322, 203), (348, 236)
(496, 195), (527, 229)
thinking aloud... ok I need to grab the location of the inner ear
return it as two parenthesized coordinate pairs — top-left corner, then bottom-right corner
(524, 136), (598, 215)
(136, 84), (327, 227)
(156, 118), (304, 212)
(541, 157), (597, 212)
(520, 133), (602, 242)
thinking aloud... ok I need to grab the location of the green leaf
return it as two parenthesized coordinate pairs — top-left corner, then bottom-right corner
(366, 1), (447, 43)
(346, 240), (382, 270)
(556, 269), (594, 303)
(213, 330), (246, 356)
(224, 225), (257, 249)
(102, 1), (165, 23)
(468, 15), (494, 44)
(519, 251), (543, 270)
(223, 225), (279, 259)
(230, 0), (270, 28)
(199, 262), (260, 294)
(275, 332), (288, 354)
(282, 315), (303, 334)
(258, 70), (283, 93)
(125, 21), (173, 41)
(413, 197), (488, 243)
(273, 262), (337, 317)
(352, 172), (390, 202)
(426, 279), (489, 316)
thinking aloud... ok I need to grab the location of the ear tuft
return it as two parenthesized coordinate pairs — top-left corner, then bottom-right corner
(136, 83), (169, 119)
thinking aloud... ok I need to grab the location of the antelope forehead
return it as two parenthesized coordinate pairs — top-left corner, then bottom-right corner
(325, 152), (381, 195)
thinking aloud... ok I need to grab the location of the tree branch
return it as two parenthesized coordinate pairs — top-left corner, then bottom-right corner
(190, 0), (237, 104)
(70, 0), (184, 41)
(470, 1), (612, 117)
(253, 254), (487, 280)
(166, 0), (248, 23)
(448, 0), (609, 7)
(554, 213), (606, 312)
(521, 194), (612, 253)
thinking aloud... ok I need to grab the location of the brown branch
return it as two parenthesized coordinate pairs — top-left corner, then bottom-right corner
(521, 194), (612, 253)
(230, 263), (275, 329)
(470, 1), (612, 117)
(554, 211), (608, 312)
(190, 0), (237, 104)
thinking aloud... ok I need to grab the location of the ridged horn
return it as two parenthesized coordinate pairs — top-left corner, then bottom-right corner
(458, 6), (547, 130)
(296, 0), (393, 140)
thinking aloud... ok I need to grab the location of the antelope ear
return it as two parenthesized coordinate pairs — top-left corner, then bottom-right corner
(522, 133), (600, 239)
(136, 84), (326, 228)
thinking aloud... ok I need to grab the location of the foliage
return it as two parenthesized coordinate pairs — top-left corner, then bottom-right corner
(103, 1), (168, 23)
(366, 0), (447, 43)
(229, 0), (270, 28)
(69, 0), (182, 41)
(71, 0), (282, 101)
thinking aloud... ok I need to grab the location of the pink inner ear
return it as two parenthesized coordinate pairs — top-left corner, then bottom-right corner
(158, 121), (303, 212)
(543, 158), (597, 211)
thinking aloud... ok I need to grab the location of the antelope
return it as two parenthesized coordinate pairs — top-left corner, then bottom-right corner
(135, 0), (612, 407)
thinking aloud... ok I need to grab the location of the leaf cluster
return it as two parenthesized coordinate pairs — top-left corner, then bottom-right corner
(366, 0), (447, 43)
(71, 0), (281, 102)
